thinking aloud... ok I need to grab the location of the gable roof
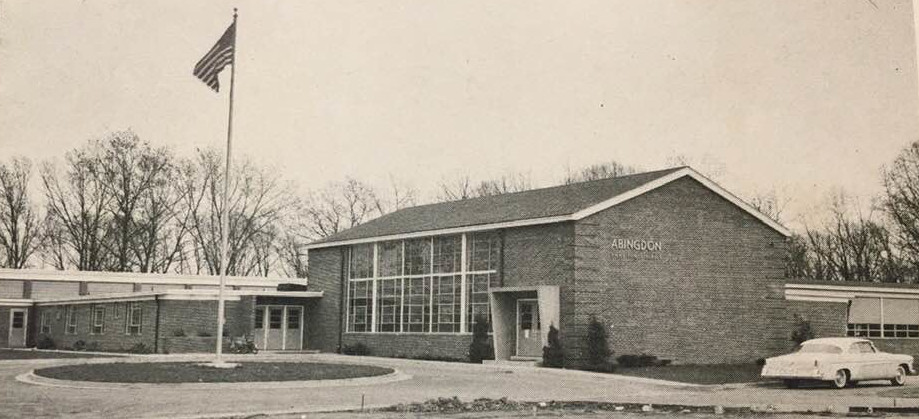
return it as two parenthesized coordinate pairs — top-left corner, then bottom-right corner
(307, 166), (790, 249)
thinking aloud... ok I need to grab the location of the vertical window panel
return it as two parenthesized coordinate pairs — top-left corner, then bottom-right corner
(349, 244), (374, 279)
(433, 235), (461, 274)
(378, 241), (403, 277)
(347, 280), (372, 332)
(467, 232), (499, 272)
(404, 277), (430, 332)
(432, 275), (462, 333)
(404, 239), (431, 275)
(376, 278), (402, 332)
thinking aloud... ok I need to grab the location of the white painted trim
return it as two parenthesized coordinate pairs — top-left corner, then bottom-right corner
(306, 167), (791, 250)
(305, 215), (571, 250)
(0, 299), (33, 307)
(784, 283), (919, 303)
(0, 268), (307, 287)
(34, 290), (323, 306)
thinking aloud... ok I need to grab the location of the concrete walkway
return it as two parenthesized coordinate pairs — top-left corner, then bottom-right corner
(2, 353), (919, 418)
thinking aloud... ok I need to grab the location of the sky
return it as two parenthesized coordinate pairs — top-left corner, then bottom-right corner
(1, 0), (918, 233)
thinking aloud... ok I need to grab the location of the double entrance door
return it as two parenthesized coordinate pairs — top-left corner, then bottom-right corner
(254, 305), (302, 351)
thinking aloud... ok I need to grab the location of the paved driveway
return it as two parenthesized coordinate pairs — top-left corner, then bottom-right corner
(2, 353), (919, 418)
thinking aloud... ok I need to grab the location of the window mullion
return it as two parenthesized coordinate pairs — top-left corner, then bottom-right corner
(460, 233), (468, 334)
(371, 243), (379, 333)
(400, 240), (405, 333)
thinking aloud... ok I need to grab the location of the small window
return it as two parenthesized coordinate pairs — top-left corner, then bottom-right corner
(287, 307), (301, 330)
(126, 302), (142, 335)
(92, 305), (105, 334)
(269, 308), (283, 329)
(65, 306), (77, 335)
(11, 311), (24, 329)
(255, 307), (265, 329)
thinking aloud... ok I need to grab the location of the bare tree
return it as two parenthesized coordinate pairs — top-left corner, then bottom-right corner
(179, 149), (296, 276)
(41, 146), (113, 271)
(884, 141), (919, 272)
(303, 178), (382, 239)
(97, 131), (174, 272)
(803, 195), (905, 282)
(749, 189), (790, 223)
(0, 157), (41, 268)
(563, 160), (638, 184)
(438, 173), (533, 202)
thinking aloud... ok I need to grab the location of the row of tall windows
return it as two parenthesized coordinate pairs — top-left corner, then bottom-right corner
(57, 302), (143, 336)
(346, 232), (499, 334)
(847, 297), (919, 338)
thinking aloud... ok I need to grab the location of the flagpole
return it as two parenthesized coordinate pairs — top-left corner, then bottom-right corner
(215, 7), (238, 365)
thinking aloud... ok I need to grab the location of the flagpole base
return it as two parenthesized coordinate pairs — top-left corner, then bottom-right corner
(199, 361), (240, 369)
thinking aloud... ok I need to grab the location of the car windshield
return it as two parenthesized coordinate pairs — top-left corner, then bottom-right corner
(797, 344), (843, 354)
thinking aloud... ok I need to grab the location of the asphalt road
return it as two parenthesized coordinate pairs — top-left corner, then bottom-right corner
(2, 353), (918, 418)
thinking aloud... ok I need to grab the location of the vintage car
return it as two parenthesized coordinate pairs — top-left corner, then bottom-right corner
(761, 337), (915, 389)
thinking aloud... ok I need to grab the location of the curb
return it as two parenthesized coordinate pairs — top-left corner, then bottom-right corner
(16, 368), (412, 390)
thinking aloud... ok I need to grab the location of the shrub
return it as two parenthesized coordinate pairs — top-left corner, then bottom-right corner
(72, 340), (87, 351)
(468, 316), (494, 363)
(196, 330), (213, 337)
(35, 335), (56, 350)
(172, 328), (186, 337)
(616, 354), (670, 368)
(584, 317), (613, 371)
(342, 343), (370, 356)
(790, 314), (815, 346)
(129, 343), (153, 354)
(542, 325), (565, 368)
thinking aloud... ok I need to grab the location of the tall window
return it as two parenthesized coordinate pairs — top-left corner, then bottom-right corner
(347, 280), (372, 332)
(91, 304), (105, 334)
(376, 278), (402, 332)
(345, 232), (499, 334)
(126, 302), (143, 335)
(65, 306), (77, 335)
(40, 311), (52, 334)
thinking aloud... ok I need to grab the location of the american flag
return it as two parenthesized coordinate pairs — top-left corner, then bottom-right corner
(194, 22), (236, 92)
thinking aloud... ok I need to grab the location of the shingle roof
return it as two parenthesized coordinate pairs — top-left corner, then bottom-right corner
(309, 167), (687, 247)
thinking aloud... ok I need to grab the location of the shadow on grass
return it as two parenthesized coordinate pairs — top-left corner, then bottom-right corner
(0, 349), (109, 360)
(614, 363), (763, 385)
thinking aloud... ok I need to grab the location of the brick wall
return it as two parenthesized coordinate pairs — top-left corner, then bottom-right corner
(156, 298), (254, 343)
(341, 333), (475, 360)
(571, 177), (790, 365)
(34, 300), (159, 352)
(303, 247), (345, 352)
(502, 222), (577, 350)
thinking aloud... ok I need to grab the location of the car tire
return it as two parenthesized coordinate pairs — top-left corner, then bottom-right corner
(832, 369), (849, 389)
(891, 366), (907, 387)
(783, 379), (800, 389)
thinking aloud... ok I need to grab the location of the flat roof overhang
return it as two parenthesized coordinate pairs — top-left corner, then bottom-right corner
(0, 268), (308, 288)
(32, 290), (323, 306)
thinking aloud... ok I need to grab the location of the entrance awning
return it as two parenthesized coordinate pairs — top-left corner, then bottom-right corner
(488, 286), (560, 362)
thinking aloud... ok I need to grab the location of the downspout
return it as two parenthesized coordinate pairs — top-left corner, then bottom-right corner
(154, 295), (161, 354)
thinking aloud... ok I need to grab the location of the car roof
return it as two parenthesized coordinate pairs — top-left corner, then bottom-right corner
(801, 337), (870, 347)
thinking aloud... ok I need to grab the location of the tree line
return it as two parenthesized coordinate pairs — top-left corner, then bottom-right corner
(5, 131), (919, 283)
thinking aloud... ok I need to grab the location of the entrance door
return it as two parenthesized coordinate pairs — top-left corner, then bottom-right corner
(254, 306), (266, 350)
(254, 305), (303, 351)
(266, 307), (284, 350)
(8, 309), (26, 348)
(516, 299), (542, 357)
(284, 307), (302, 350)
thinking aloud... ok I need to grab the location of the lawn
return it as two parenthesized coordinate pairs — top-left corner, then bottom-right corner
(34, 361), (394, 383)
(0, 349), (109, 360)
(614, 363), (764, 385)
